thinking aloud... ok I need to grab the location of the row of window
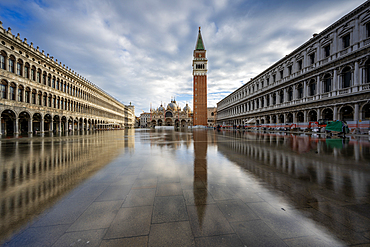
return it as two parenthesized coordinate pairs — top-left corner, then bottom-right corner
(0, 82), (123, 120)
(0, 51), (124, 114)
(222, 23), (370, 107)
(220, 66), (370, 116)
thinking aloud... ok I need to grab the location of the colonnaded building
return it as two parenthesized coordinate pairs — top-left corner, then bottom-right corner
(217, 1), (370, 132)
(0, 22), (135, 136)
(140, 99), (192, 128)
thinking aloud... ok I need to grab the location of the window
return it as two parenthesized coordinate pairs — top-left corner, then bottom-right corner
(342, 34), (350, 49)
(25, 89), (30, 103)
(16, 62), (22, 76)
(37, 71), (40, 83)
(342, 67), (351, 88)
(288, 88), (293, 101)
(8, 58), (14, 73)
(297, 84), (303, 99)
(10, 85), (15, 100)
(266, 78), (269, 85)
(324, 45), (330, 57)
(0, 83), (6, 99)
(280, 70), (283, 79)
(52, 78), (55, 88)
(288, 66), (292, 75)
(298, 60), (303, 70)
(32, 91), (36, 104)
(24, 66), (29, 78)
(309, 53), (315, 65)
(18, 88), (23, 102)
(323, 75), (331, 93)
(367, 23), (370, 38)
(0, 54), (5, 69)
(366, 62), (370, 83)
(273, 74), (276, 82)
(279, 91), (284, 103)
(43, 74), (46, 85)
(309, 81), (316, 96)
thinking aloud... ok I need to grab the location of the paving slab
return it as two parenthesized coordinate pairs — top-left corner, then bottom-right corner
(152, 196), (188, 223)
(122, 189), (156, 207)
(104, 206), (152, 239)
(148, 221), (195, 247)
(67, 200), (123, 232)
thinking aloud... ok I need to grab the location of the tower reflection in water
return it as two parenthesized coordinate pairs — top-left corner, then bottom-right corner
(0, 131), (132, 242)
(193, 130), (208, 228)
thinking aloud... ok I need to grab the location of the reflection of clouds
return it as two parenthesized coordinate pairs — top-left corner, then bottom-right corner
(215, 131), (370, 244)
(0, 131), (127, 242)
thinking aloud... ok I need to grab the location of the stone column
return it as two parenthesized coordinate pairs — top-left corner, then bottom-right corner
(29, 118), (33, 133)
(284, 88), (288, 103)
(333, 69), (338, 94)
(77, 120), (80, 131)
(40, 116), (44, 133)
(333, 106), (338, 121)
(303, 80), (307, 98)
(354, 103), (359, 122)
(15, 117), (19, 135)
(354, 61), (359, 89)
(317, 75), (321, 95)
(293, 112), (297, 123)
(304, 110), (307, 123)
(317, 109), (321, 120)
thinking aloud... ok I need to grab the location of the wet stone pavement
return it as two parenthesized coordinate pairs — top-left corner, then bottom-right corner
(0, 129), (370, 246)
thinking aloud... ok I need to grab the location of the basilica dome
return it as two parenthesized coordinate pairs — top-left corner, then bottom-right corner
(183, 104), (191, 113)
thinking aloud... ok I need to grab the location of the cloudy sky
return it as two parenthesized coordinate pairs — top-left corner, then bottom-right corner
(0, 0), (366, 115)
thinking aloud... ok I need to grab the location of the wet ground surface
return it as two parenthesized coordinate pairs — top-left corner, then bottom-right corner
(0, 129), (369, 246)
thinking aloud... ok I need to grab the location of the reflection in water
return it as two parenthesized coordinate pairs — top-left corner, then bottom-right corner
(0, 131), (133, 242)
(193, 130), (208, 228)
(216, 130), (370, 244)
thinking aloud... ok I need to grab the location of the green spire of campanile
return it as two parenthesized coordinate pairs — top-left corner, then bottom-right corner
(195, 27), (205, 50)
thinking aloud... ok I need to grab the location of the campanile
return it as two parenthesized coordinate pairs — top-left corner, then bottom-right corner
(192, 27), (207, 126)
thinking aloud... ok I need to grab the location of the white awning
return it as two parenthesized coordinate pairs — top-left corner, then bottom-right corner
(246, 118), (256, 124)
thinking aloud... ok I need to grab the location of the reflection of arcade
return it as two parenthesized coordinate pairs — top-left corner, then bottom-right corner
(0, 131), (128, 242)
(193, 130), (208, 228)
(215, 131), (370, 245)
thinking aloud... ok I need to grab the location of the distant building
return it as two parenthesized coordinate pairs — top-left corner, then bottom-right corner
(217, 1), (370, 132)
(193, 27), (208, 126)
(148, 99), (192, 128)
(207, 107), (217, 127)
(140, 112), (151, 128)
(0, 22), (135, 136)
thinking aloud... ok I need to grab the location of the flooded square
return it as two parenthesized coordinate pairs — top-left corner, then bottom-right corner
(1, 129), (370, 246)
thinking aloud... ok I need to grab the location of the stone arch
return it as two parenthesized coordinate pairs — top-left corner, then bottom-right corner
(308, 110), (317, 121)
(321, 108), (333, 121)
(360, 103), (370, 120)
(296, 111), (304, 122)
(19, 111), (31, 134)
(339, 105), (354, 121)
(286, 113), (293, 123)
(1, 109), (16, 136)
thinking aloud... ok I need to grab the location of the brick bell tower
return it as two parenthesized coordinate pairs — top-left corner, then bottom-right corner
(192, 27), (208, 126)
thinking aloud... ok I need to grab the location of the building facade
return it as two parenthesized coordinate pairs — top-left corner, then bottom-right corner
(0, 22), (135, 136)
(193, 27), (208, 126)
(148, 100), (192, 128)
(217, 2), (370, 132)
(207, 107), (217, 127)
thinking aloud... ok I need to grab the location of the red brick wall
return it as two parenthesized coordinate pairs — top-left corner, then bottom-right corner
(193, 75), (207, 126)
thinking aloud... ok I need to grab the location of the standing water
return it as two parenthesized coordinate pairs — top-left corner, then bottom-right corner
(1, 129), (369, 246)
